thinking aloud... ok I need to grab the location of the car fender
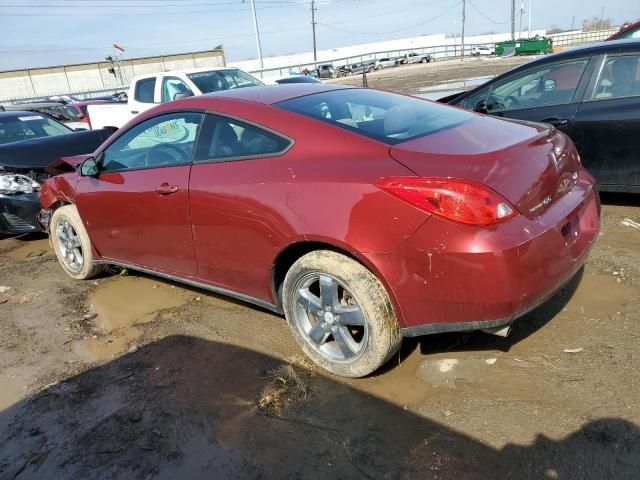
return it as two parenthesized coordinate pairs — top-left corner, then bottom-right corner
(40, 173), (78, 210)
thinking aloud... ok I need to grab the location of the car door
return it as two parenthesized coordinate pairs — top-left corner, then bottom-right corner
(464, 57), (595, 138)
(188, 113), (292, 299)
(161, 76), (195, 103)
(571, 52), (640, 190)
(75, 111), (203, 275)
(129, 76), (158, 116)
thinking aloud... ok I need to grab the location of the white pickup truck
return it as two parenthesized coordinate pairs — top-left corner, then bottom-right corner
(88, 67), (264, 130)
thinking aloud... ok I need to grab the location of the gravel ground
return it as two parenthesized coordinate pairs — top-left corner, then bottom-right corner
(0, 58), (639, 480)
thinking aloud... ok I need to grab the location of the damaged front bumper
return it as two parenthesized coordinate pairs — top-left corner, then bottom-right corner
(0, 192), (42, 235)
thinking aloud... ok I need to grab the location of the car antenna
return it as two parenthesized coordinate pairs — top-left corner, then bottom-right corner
(362, 69), (368, 87)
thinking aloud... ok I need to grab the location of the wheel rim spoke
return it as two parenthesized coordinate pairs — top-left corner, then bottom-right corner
(319, 274), (338, 309)
(297, 288), (322, 312)
(308, 321), (329, 345)
(332, 326), (357, 357)
(334, 305), (365, 326)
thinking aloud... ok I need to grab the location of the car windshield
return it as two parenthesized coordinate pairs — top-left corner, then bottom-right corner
(187, 69), (264, 93)
(276, 88), (473, 145)
(0, 114), (71, 145)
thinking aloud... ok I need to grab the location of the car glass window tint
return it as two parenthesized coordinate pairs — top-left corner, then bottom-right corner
(102, 112), (203, 171)
(486, 59), (589, 113)
(161, 77), (193, 103)
(134, 77), (156, 104)
(593, 54), (640, 99)
(196, 115), (290, 161)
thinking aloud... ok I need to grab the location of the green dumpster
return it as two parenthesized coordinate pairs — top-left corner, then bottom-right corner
(494, 37), (553, 56)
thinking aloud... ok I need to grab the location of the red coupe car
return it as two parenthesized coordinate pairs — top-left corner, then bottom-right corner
(39, 84), (600, 377)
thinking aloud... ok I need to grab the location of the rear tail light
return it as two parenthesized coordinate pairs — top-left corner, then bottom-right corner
(376, 177), (517, 227)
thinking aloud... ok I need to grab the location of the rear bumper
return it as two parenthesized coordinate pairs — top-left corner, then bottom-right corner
(0, 192), (41, 234)
(365, 168), (600, 335)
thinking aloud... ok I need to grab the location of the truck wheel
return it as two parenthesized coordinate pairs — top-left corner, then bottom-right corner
(420, 57), (427, 63)
(50, 205), (106, 280)
(282, 250), (402, 378)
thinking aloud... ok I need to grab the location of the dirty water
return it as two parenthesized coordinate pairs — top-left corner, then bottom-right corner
(5, 238), (51, 261)
(563, 271), (637, 316)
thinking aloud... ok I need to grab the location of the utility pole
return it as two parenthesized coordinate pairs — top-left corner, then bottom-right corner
(511, 0), (516, 40)
(571, 15), (576, 30)
(528, 0), (532, 36)
(248, 0), (264, 70)
(461, 0), (466, 60)
(311, 0), (317, 62)
(519, 0), (524, 38)
(600, 6), (605, 30)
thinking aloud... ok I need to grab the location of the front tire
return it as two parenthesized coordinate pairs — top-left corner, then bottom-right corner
(50, 205), (105, 280)
(282, 250), (402, 378)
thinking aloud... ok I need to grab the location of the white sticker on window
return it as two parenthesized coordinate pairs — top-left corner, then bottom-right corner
(18, 116), (44, 121)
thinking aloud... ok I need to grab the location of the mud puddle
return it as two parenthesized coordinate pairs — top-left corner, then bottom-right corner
(75, 275), (193, 361)
(563, 271), (637, 316)
(5, 238), (51, 260)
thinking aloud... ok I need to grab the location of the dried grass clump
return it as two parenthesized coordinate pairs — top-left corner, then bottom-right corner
(256, 364), (309, 416)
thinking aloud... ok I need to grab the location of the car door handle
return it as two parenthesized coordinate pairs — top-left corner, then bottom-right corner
(542, 118), (569, 127)
(131, 110), (139, 114)
(155, 184), (178, 195)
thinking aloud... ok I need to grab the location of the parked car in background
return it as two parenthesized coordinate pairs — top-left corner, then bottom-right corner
(4, 102), (89, 130)
(374, 57), (398, 69)
(471, 45), (493, 56)
(88, 67), (264, 130)
(272, 75), (322, 84)
(66, 100), (110, 129)
(442, 39), (640, 192)
(0, 111), (112, 234)
(607, 21), (640, 41)
(41, 84), (599, 377)
(316, 64), (338, 79)
(341, 62), (376, 75)
(400, 52), (434, 64)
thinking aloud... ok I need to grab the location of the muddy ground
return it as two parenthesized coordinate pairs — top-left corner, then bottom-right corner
(1, 59), (640, 479)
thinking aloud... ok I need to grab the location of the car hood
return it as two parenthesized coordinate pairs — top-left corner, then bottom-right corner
(389, 115), (581, 219)
(0, 129), (110, 170)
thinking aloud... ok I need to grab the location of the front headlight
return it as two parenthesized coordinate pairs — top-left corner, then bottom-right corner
(0, 174), (40, 195)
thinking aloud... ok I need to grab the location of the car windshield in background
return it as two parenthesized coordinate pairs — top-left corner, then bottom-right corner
(0, 114), (71, 145)
(187, 69), (264, 93)
(276, 88), (473, 144)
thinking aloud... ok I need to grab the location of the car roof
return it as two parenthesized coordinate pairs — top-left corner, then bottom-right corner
(608, 21), (640, 40)
(196, 83), (352, 105)
(133, 66), (247, 80)
(0, 110), (49, 118)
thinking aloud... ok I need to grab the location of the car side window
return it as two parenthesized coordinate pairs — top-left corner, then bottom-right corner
(101, 112), (203, 172)
(592, 54), (640, 100)
(194, 114), (290, 162)
(486, 59), (589, 113)
(134, 77), (156, 104)
(161, 77), (194, 103)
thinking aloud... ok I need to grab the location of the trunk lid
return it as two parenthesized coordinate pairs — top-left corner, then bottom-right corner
(389, 115), (580, 219)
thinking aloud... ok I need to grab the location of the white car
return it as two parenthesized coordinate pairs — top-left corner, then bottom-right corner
(88, 67), (263, 130)
(374, 58), (398, 70)
(471, 46), (494, 56)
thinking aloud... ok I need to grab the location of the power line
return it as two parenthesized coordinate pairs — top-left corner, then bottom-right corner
(318, 1), (461, 35)
(467, 0), (507, 25)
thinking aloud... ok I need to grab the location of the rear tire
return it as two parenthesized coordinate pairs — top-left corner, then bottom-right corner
(282, 250), (402, 378)
(50, 205), (106, 280)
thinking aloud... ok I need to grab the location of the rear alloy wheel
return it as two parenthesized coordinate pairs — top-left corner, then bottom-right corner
(50, 205), (105, 280)
(282, 250), (402, 377)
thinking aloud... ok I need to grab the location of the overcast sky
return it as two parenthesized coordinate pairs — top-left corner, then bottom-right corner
(0, 0), (638, 70)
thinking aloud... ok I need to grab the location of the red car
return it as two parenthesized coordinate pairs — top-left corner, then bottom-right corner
(607, 21), (640, 41)
(66, 100), (110, 129)
(39, 84), (600, 377)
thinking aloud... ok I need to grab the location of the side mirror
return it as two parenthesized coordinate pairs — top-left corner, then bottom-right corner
(544, 79), (556, 92)
(473, 100), (488, 114)
(80, 157), (99, 177)
(173, 91), (194, 100)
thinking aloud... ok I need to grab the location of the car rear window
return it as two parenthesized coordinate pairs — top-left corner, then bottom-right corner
(275, 88), (473, 145)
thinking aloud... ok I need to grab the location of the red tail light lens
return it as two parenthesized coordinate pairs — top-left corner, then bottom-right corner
(376, 177), (517, 226)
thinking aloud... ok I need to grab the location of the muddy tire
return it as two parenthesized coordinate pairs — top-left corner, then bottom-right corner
(50, 205), (105, 280)
(282, 250), (402, 378)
